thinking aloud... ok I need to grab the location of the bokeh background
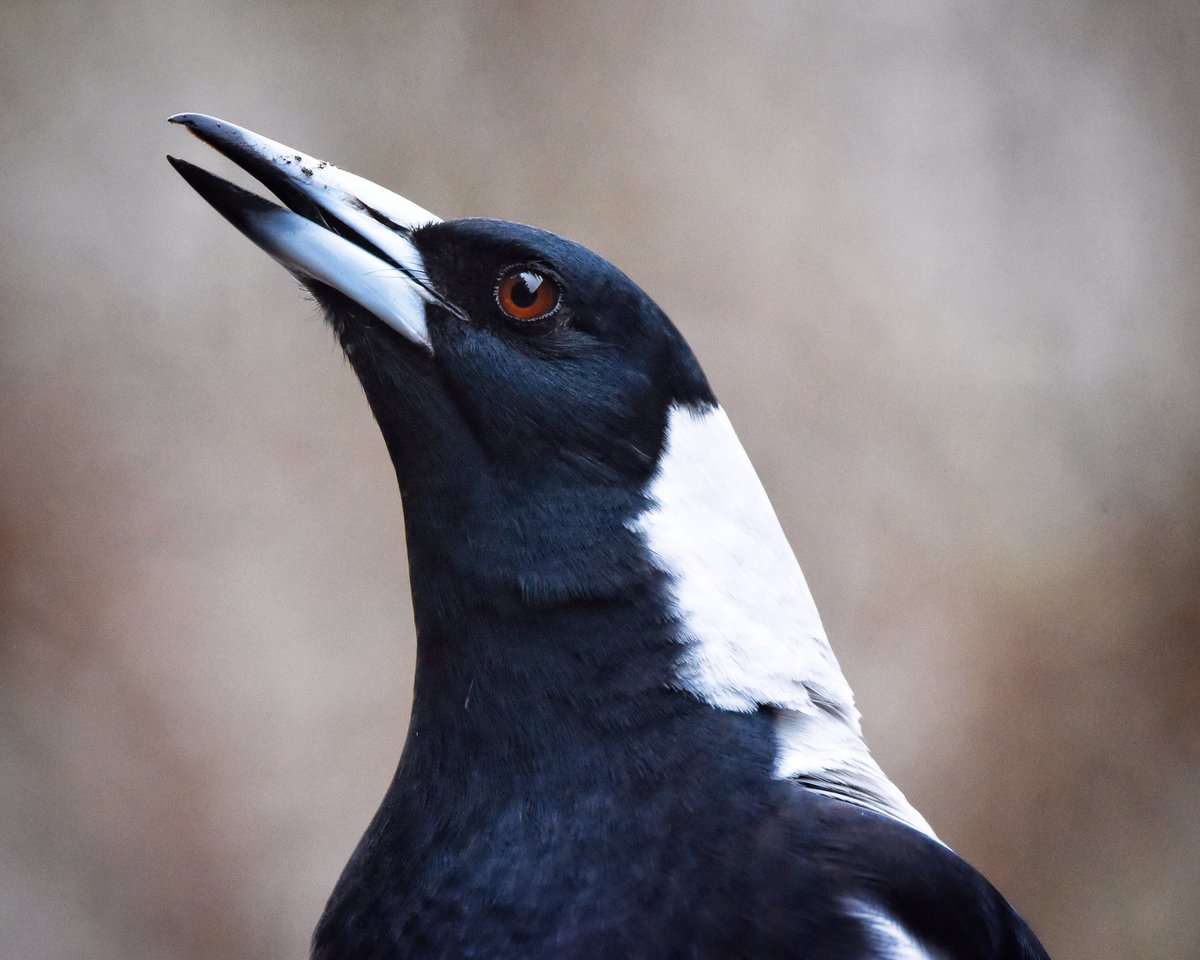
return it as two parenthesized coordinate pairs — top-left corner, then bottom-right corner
(2, 2), (1198, 958)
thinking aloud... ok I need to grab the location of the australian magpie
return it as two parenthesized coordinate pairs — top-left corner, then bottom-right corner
(169, 114), (1051, 960)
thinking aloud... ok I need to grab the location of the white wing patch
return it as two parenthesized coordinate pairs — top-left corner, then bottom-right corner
(846, 898), (938, 960)
(633, 404), (935, 839)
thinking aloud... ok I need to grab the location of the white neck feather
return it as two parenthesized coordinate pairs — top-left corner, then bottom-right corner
(633, 403), (935, 839)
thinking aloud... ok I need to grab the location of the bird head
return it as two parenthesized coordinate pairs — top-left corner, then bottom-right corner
(168, 115), (713, 509)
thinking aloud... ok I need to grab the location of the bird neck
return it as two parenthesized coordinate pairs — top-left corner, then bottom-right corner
(388, 402), (933, 838)
(396, 473), (685, 766)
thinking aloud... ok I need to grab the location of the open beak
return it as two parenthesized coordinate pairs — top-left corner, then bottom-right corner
(167, 113), (438, 350)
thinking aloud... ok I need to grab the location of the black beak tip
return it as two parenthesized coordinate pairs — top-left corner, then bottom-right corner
(168, 113), (212, 135)
(168, 112), (214, 128)
(166, 153), (203, 184)
(166, 153), (282, 227)
(168, 113), (234, 152)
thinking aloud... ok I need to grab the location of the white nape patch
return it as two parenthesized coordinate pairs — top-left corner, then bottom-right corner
(634, 404), (935, 839)
(846, 899), (937, 960)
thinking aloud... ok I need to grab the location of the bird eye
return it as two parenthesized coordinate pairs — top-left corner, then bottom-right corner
(496, 268), (561, 322)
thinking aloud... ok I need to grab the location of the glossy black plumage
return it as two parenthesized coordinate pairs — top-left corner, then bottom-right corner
(169, 115), (1051, 960)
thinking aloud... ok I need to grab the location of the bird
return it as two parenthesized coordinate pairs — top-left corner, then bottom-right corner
(168, 113), (1051, 960)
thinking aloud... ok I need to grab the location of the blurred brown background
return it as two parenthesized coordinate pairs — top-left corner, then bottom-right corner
(2, 1), (1198, 958)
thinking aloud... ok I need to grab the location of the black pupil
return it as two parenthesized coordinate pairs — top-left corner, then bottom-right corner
(511, 273), (542, 309)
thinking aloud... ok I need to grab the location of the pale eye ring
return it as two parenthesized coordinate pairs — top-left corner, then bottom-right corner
(495, 267), (561, 321)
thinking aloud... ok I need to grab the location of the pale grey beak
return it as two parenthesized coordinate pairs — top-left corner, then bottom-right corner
(168, 113), (439, 349)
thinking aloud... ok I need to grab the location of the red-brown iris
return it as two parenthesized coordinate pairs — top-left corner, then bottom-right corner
(496, 268), (560, 321)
